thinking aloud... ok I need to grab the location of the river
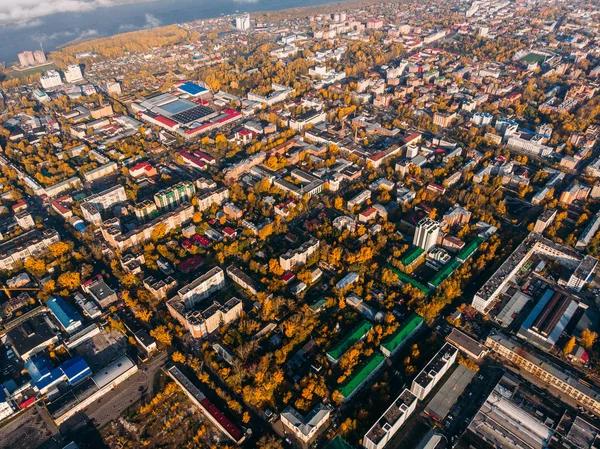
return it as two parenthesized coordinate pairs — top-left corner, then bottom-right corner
(0, 0), (344, 64)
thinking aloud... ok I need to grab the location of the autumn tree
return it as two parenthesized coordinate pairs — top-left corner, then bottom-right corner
(581, 329), (598, 350)
(57, 271), (81, 292)
(150, 325), (173, 346)
(563, 336), (576, 355)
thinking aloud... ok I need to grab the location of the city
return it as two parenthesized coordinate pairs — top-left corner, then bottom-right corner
(0, 0), (600, 449)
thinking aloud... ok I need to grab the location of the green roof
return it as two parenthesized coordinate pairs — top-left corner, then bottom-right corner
(338, 352), (386, 399)
(429, 259), (461, 288)
(389, 266), (431, 294)
(309, 298), (327, 312)
(326, 436), (355, 449)
(327, 320), (373, 361)
(400, 247), (425, 267)
(456, 237), (484, 262)
(381, 313), (423, 354)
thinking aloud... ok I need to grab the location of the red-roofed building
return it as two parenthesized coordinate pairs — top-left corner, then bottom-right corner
(282, 271), (296, 284)
(12, 200), (27, 214)
(223, 227), (237, 238)
(180, 151), (207, 170)
(129, 162), (158, 178)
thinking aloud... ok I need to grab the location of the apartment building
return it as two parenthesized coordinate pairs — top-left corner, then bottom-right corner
(154, 181), (196, 211)
(80, 185), (126, 225)
(280, 238), (320, 271)
(363, 389), (418, 449)
(82, 162), (118, 183)
(0, 229), (60, 270)
(281, 404), (332, 445)
(413, 219), (441, 252)
(197, 187), (229, 212)
(102, 202), (194, 251)
(411, 343), (458, 400)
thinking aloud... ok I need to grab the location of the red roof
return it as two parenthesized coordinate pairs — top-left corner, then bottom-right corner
(223, 227), (236, 236)
(199, 397), (244, 441)
(177, 255), (204, 273)
(282, 271), (296, 283)
(154, 115), (178, 128)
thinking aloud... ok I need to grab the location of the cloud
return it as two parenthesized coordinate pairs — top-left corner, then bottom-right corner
(118, 13), (161, 32)
(33, 28), (98, 42)
(233, 0), (260, 3)
(0, 0), (128, 26)
(11, 18), (44, 29)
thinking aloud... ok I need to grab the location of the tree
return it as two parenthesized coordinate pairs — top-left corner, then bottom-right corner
(172, 351), (186, 363)
(563, 336), (576, 355)
(150, 325), (173, 346)
(256, 435), (283, 449)
(151, 223), (167, 242)
(49, 241), (71, 259)
(268, 258), (284, 276)
(57, 271), (80, 292)
(581, 329), (598, 350)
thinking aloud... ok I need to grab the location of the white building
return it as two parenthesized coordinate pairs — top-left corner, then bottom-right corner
(363, 389), (418, 449)
(81, 185), (126, 225)
(40, 70), (63, 89)
(280, 238), (320, 271)
(280, 404), (331, 444)
(413, 218), (441, 252)
(64, 64), (84, 83)
(235, 14), (250, 31)
(411, 343), (457, 400)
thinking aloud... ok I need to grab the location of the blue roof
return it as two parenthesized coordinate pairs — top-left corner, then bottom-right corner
(47, 296), (82, 329)
(36, 367), (63, 391)
(74, 222), (87, 232)
(522, 289), (554, 330)
(61, 355), (91, 384)
(178, 81), (208, 96)
(25, 356), (53, 383)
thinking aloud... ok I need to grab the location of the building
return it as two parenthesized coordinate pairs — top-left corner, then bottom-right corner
(517, 288), (580, 350)
(235, 13), (250, 30)
(40, 70), (63, 89)
(280, 404), (332, 445)
(81, 275), (118, 309)
(166, 268), (243, 338)
(472, 233), (595, 313)
(363, 389), (418, 449)
(446, 329), (488, 359)
(467, 374), (553, 449)
(82, 162), (118, 183)
(18, 51), (35, 67)
(560, 183), (591, 205)
(485, 333), (600, 415)
(411, 343), (458, 400)
(534, 209), (557, 233)
(424, 364), (476, 422)
(15, 212), (35, 230)
(442, 204), (471, 227)
(0, 229), (60, 270)
(380, 313), (424, 357)
(197, 187), (229, 212)
(154, 181), (196, 211)
(6, 314), (59, 360)
(166, 366), (245, 443)
(433, 112), (456, 128)
(347, 190), (371, 210)
(226, 265), (260, 295)
(279, 238), (320, 271)
(80, 185), (126, 225)
(336, 272), (360, 290)
(576, 211), (600, 250)
(413, 218), (441, 252)
(101, 202), (194, 251)
(47, 296), (83, 334)
(64, 65), (84, 83)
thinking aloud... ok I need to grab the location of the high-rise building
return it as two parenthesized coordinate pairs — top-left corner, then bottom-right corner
(235, 14), (250, 30)
(64, 64), (84, 83)
(18, 51), (35, 67)
(413, 218), (441, 252)
(40, 70), (63, 89)
(154, 181), (196, 211)
(33, 51), (47, 65)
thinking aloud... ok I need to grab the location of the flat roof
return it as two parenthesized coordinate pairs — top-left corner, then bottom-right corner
(92, 355), (136, 389)
(446, 328), (488, 359)
(47, 296), (82, 330)
(424, 364), (475, 421)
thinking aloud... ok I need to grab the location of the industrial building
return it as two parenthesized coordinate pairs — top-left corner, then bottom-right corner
(517, 288), (581, 350)
(424, 365), (475, 422)
(46, 296), (83, 334)
(486, 333), (600, 414)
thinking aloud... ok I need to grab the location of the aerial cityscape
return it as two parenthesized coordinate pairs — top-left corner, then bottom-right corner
(1, 0), (600, 448)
